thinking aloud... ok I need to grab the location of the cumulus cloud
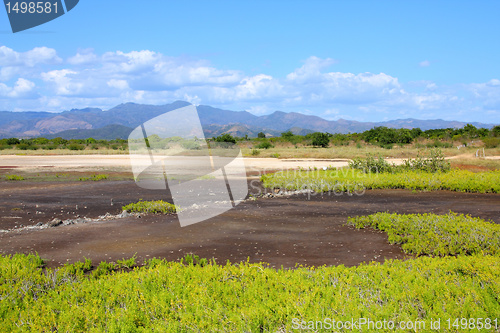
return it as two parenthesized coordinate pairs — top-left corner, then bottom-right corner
(419, 60), (431, 67)
(0, 78), (36, 98)
(0, 46), (499, 123)
(0, 46), (62, 82)
(67, 49), (98, 65)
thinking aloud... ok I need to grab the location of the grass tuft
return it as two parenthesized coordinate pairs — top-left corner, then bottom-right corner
(122, 200), (178, 214)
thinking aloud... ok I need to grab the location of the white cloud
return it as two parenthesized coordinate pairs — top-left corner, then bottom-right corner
(67, 49), (98, 65)
(0, 46), (61, 67)
(0, 46), (499, 123)
(0, 46), (62, 81)
(0, 78), (36, 98)
(419, 60), (431, 67)
(107, 79), (129, 90)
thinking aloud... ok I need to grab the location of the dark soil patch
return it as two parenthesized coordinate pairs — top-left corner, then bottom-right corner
(0, 179), (499, 269)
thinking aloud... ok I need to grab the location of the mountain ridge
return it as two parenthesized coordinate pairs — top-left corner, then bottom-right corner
(0, 101), (495, 139)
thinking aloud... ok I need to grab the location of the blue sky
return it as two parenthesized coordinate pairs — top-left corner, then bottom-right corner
(1, 1), (499, 123)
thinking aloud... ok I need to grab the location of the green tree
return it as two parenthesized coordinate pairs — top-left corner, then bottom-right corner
(6, 138), (20, 145)
(311, 132), (330, 147)
(491, 125), (500, 137)
(213, 133), (237, 144)
(281, 131), (294, 140)
(257, 132), (266, 139)
(51, 137), (68, 145)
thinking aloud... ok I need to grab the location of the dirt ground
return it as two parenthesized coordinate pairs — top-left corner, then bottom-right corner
(1, 177), (499, 269)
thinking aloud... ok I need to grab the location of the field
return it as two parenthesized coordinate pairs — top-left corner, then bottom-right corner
(1, 151), (499, 332)
(1, 213), (499, 331)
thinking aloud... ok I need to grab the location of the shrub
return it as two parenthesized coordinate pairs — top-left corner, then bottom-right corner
(5, 174), (24, 181)
(402, 148), (450, 173)
(16, 143), (29, 150)
(311, 132), (330, 147)
(51, 137), (68, 145)
(33, 138), (49, 145)
(257, 132), (266, 139)
(281, 130), (294, 140)
(122, 200), (178, 214)
(250, 149), (260, 156)
(6, 138), (20, 145)
(117, 255), (136, 269)
(483, 137), (500, 148)
(180, 253), (208, 267)
(68, 144), (84, 151)
(213, 134), (237, 144)
(255, 141), (273, 149)
(181, 140), (202, 150)
(349, 155), (394, 173)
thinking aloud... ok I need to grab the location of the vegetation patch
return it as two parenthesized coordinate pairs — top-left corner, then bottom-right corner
(122, 200), (178, 214)
(0, 252), (499, 332)
(262, 168), (500, 193)
(5, 174), (24, 181)
(348, 212), (500, 256)
(78, 174), (109, 181)
(349, 149), (450, 173)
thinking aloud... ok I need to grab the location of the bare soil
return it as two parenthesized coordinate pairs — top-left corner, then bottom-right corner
(1, 178), (499, 269)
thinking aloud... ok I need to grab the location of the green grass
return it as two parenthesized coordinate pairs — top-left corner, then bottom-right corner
(122, 200), (178, 214)
(0, 252), (499, 332)
(78, 174), (109, 181)
(262, 168), (500, 193)
(348, 212), (500, 256)
(5, 174), (24, 181)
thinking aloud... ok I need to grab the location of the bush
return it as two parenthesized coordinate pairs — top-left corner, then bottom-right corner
(6, 138), (20, 145)
(213, 134), (236, 144)
(33, 138), (49, 145)
(349, 155), (394, 173)
(51, 137), (68, 145)
(5, 174), (24, 181)
(250, 149), (260, 156)
(122, 200), (178, 214)
(16, 143), (29, 150)
(180, 253), (208, 267)
(257, 132), (266, 139)
(483, 137), (500, 148)
(68, 144), (84, 151)
(311, 132), (330, 147)
(255, 141), (273, 149)
(402, 148), (450, 173)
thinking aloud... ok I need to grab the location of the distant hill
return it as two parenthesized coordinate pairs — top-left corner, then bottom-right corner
(44, 124), (133, 140)
(0, 100), (496, 139)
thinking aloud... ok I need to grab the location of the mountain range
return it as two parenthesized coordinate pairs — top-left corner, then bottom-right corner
(0, 101), (496, 139)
